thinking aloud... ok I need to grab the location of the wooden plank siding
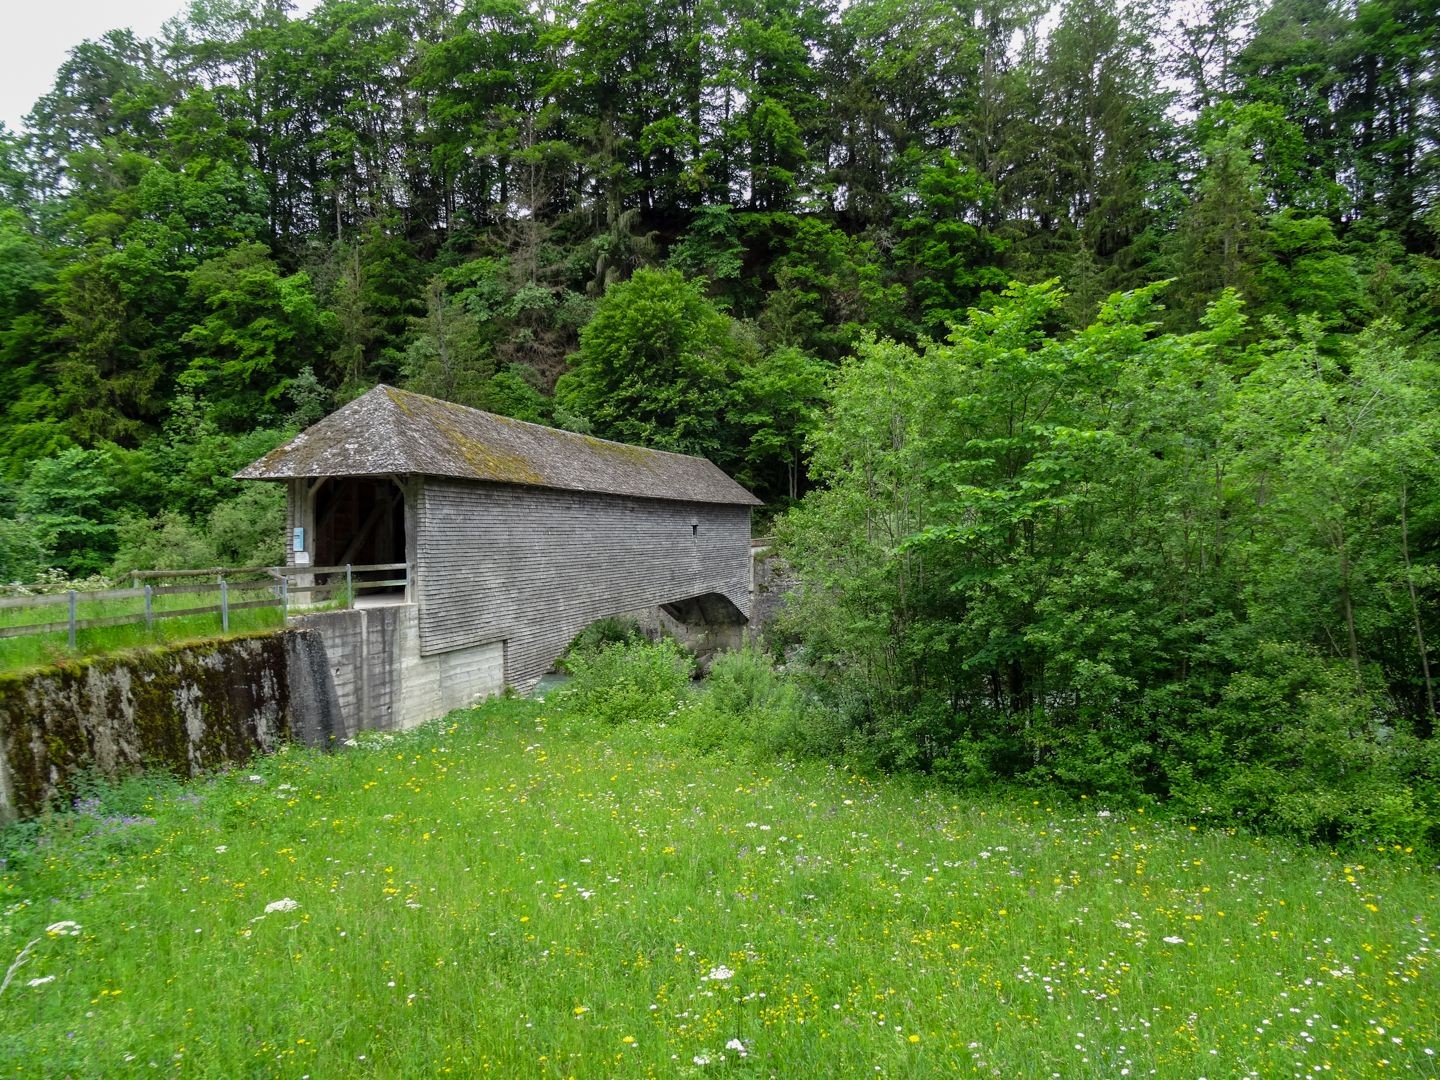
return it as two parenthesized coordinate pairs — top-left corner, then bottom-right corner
(415, 478), (751, 687)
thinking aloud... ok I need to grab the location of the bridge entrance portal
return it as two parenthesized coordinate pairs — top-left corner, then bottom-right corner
(309, 477), (408, 599)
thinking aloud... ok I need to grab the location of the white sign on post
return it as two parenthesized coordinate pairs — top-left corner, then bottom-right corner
(294, 551), (311, 566)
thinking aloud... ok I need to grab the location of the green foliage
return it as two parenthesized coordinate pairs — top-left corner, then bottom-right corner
(180, 244), (336, 431)
(476, 365), (553, 425)
(104, 483), (283, 579)
(0, 212), (48, 331)
(667, 205), (745, 297)
(15, 448), (121, 577)
(555, 637), (695, 727)
(555, 616), (646, 673)
(1167, 104), (1269, 322)
(284, 367), (331, 429)
(683, 645), (843, 760)
(0, 516), (48, 585)
(555, 268), (744, 463)
(732, 345), (828, 499)
(894, 151), (1010, 336)
(779, 280), (1440, 847)
(757, 218), (907, 361)
(400, 274), (492, 405)
(206, 486), (285, 568)
(1252, 211), (1361, 329)
(108, 512), (215, 578)
(1160, 643), (1439, 849)
(149, 404), (291, 520)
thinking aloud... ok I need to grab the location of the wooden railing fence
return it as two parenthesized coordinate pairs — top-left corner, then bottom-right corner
(0, 563), (410, 647)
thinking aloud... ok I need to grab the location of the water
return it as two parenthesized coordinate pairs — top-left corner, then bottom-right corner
(530, 671), (571, 697)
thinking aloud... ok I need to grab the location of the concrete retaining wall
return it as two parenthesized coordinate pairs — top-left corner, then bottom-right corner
(288, 604), (504, 741)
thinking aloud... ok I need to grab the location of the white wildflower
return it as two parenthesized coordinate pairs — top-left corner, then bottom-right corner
(726, 1038), (748, 1057)
(264, 898), (300, 914)
(44, 921), (81, 936)
(704, 965), (735, 981)
(693, 1055), (711, 1066)
(1163, 936), (1185, 945)
(215, 846), (227, 853)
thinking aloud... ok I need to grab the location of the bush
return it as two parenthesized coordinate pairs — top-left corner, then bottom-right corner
(17, 447), (121, 576)
(556, 638), (695, 727)
(1020, 705), (1156, 803)
(108, 511), (216, 578)
(556, 617), (646, 673)
(683, 646), (845, 759)
(207, 485), (284, 566)
(1159, 642), (1437, 850)
(0, 514), (48, 584)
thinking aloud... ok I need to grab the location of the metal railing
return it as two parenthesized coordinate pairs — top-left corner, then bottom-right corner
(0, 563), (411, 647)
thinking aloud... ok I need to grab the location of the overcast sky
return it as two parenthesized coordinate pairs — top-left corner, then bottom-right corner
(3, 1), (187, 132)
(2, 1), (318, 134)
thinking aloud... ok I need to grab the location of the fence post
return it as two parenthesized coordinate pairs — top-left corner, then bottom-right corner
(67, 590), (77, 650)
(346, 563), (353, 609)
(280, 574), (288, 621)
(144, 585), (153, 631)
(220, 578), (230, 633)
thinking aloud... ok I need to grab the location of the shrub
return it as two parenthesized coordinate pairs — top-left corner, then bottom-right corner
(684, 646), (845, 759)
(1159, 642), (1437, 849)
(556, 638), (694, 727)
(108, 511), (216, 578)
(556, 617), (646, 673)
(206, 486), (284, 566)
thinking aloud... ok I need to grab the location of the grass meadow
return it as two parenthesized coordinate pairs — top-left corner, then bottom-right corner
(0, 694), (1435, 1078)
(0, 588), (284, 675)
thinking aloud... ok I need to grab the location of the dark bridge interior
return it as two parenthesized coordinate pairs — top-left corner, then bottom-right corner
(657, 592), (748, 662)
(313, 477), (407, 591)
(659, 592), (746, 629)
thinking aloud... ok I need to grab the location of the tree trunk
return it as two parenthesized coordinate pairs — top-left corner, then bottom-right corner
(1399, 482), (1435, 735)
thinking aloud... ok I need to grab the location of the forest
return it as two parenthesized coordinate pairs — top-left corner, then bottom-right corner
(0, 0), (1437, 843)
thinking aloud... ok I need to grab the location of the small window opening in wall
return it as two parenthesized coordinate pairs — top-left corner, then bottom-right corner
(691, 523), (699, 537)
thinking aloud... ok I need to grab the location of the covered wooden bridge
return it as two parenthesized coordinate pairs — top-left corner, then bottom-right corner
(237, 386), (760, 732)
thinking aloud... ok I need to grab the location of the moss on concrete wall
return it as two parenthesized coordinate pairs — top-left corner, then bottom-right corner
(0, 634), (293, 820)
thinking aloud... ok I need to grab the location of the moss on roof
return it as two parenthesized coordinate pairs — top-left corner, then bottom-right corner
(236, 385), (761, 507)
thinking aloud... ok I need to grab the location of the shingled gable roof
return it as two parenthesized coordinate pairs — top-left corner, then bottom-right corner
(235, 385), (762, 506)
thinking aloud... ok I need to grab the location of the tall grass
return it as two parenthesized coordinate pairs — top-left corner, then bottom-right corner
(0, 594), (284, 674)
(0, 687), (1434, 1076)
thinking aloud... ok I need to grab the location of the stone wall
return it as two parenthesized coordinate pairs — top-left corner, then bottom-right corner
(0, 610), (505, 821)
(749, 546), (792, 635)
(0, 633), (305, 821)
